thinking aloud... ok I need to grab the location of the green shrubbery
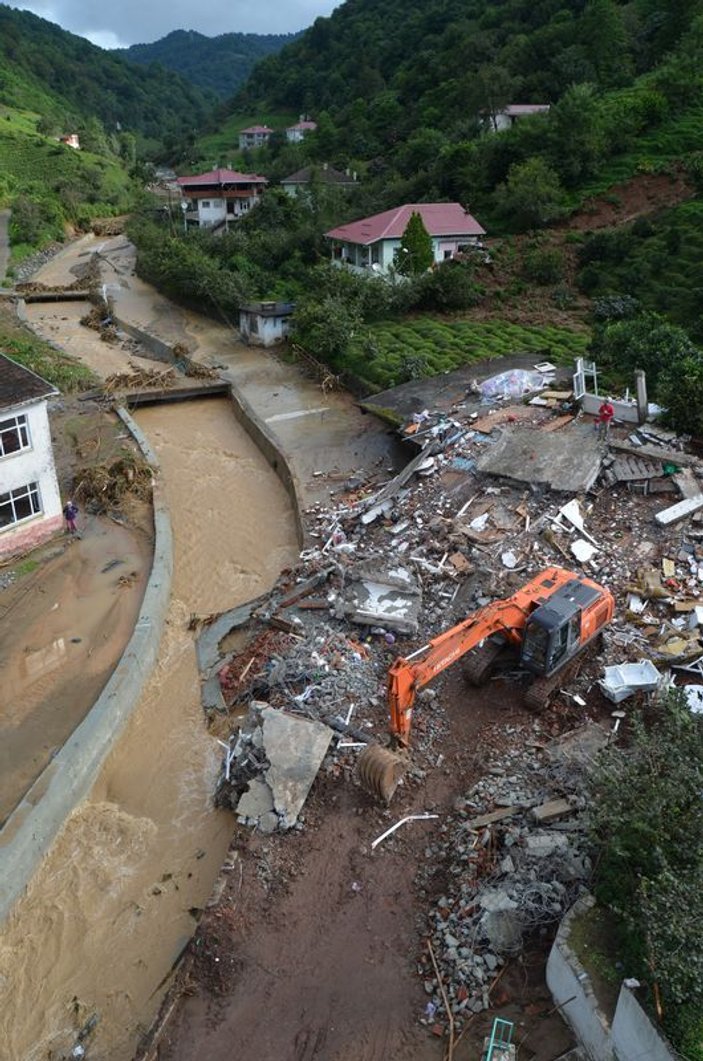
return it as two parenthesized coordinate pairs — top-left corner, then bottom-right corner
(589, 692), (703, 1052)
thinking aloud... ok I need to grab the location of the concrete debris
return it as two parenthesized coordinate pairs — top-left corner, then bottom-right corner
(475, 423), (603, 493)
(220, 703), (333, 832)
(417, 720), (592, 1032)
(655, 494), (703, 526)
(332, 562), (422, 634)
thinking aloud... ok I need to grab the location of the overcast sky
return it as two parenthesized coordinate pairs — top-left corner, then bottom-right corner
(9, 0), (339, 48)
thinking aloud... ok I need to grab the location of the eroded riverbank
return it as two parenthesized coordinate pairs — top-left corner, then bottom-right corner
(0, 398), (297, 1060)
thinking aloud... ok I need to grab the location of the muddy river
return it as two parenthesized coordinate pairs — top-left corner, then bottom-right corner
(0, 398), (297, 1060)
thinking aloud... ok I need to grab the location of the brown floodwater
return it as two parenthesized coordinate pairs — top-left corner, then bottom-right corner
(0, 398), (298, 1060)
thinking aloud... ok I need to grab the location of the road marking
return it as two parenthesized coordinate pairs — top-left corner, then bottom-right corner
(265, 407), (329, 423)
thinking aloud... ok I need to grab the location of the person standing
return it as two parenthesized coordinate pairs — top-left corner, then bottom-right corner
(596, 397), (615, 441)
(63, 499), (79, 535)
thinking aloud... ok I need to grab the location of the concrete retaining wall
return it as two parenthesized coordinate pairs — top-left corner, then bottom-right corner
(547, 894), (613, 1061)
(112, 314), (306, 549)
(0, 407), (173, 923)
(547, 895), (677, 1061)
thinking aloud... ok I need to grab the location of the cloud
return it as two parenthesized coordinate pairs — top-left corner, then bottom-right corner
(9, 0), (338, 45)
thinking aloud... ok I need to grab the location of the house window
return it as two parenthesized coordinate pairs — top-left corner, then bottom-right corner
(371, 244), (380, 264)
(0, 481), (42, 529)
(0, 414), (30, 457)
(201, 201), (211, 209)
(443, 250), (453, 260)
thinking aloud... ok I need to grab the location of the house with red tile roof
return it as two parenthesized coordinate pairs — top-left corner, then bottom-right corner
(285, 117), (318, 143)
(238, 124), (274, 150)
(325, 203), (485, 277)
(489, 104), (551, 132)
(176, 168), (268, 229)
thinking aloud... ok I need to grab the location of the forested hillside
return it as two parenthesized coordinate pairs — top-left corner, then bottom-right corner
(233, 0), (703, 225)
(116, 29), (299, 99)
(0, 5), (212, 144)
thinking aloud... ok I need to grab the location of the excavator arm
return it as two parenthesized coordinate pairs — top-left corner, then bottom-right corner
(388, 597), (530, 746)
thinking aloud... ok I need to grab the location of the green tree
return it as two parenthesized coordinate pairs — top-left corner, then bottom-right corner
(659, 354), (703, 436)
(292, 294), (362, 364)
(550, 83), (606, 184)
(396, 211), (433, 276)
(495, 157), (567, 230)
(591, 311), (697, 390)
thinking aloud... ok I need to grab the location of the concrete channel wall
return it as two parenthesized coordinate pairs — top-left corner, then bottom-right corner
(547, 894), (677, 1061)
(112, 314), (306, 549)
(0, 407), (173, 923)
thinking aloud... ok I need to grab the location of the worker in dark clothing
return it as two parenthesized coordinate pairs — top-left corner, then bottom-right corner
(63, 500), (79, 534)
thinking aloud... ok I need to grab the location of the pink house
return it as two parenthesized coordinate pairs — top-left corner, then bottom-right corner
(286, 118), (317, 143)
(325, 203), (486, 276)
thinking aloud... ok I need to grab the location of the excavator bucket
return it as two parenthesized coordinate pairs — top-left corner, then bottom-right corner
(357, 744), (406, 803)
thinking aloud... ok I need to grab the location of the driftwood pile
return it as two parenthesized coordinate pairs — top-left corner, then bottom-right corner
(73, 454), (153, 512)
(103, 362), (176, 394)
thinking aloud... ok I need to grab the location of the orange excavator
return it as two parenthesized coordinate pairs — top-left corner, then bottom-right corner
(358, 566), (614, 801)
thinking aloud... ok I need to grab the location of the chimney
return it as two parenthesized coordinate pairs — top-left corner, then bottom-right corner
(353, 171), (357, 181)
(346, 167), (350, 176)
(300, 114), (304, 122)
(323, 162), (328, 171)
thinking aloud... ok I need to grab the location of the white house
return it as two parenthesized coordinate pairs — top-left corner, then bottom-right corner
(285, 117), (317, 143)
(281, 163), (358, 198)
(325, 203), (486, 277)
(239, 301), (295, 347)
(488, 104), (551, 132)
(238, 125), (274, 150)
(0, 353), (62, 558)
(176, 168), (268, 229)
(59, 133), (80, 149)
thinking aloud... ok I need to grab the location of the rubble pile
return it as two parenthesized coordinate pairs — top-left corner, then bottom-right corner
(103, 363), (177, 393)
(417, 721), (593, 1033)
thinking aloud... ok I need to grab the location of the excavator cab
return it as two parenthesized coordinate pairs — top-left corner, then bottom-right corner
(520, 578), (602, 677)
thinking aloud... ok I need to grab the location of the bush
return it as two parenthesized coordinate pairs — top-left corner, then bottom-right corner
(591, 294), (641, 321)
(415, 261), (483, 311)
(659, 354), (703, 437)
(522, 245), (565, 285)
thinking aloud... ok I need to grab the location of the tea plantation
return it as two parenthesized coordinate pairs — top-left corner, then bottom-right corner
(348, 317), (590, 391)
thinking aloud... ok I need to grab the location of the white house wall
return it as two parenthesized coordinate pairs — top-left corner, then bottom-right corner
(0, 399), (63, 557)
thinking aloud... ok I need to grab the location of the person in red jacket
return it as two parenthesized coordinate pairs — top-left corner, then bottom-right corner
(595, 397), (615, 441)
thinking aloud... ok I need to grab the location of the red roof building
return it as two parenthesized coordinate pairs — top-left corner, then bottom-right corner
(238, 125), (274, 149)
(176, 169), (268, 229)
(286, 118), (318, 143)
(325, 203), (485, 276)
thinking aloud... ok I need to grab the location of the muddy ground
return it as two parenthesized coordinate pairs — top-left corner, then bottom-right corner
(155, 669), (583, 1061)
(0, 401), (151, 826)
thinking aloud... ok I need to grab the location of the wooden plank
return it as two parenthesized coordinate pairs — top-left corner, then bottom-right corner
(542, 414), (574, 432)
(467, 806), (520, 829)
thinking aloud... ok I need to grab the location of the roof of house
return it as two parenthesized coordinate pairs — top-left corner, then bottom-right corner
(176, 168), (267, 187)
(240, 300), (296, 317)
(287, 120), (317, 132)
(325, 203), (485, 245)
(0, 353), (58, 409)
(281, 164), (357, 186)
(504, 104), (551, 116)
(240, 125), (274, 135)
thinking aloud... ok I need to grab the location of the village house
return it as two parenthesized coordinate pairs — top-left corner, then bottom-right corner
(280, 163), (359, 197)
(488, 104), (551, 132)
(239, 301), (295, 347)
(238, 124), (274, 150)
(58, 133), (80, 149)
(285, 117), (318, 143)
(325, 202), (485, 277)
(176, 168), (268, 229)
(0, 354), (62, 558)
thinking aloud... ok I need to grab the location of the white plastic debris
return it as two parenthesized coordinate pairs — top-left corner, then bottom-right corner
(571, 539), (598, 563)
(501, 550), (518, 569)
(599, 660), (660, 703)
(683, 685), (703, 714)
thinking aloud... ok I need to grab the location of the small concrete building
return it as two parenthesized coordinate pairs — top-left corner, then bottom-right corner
(176, 168), (268, 229)
(59, 133), (80, 149)
(238, 125), (274, 150)
(239, 301), (295, 347)
(488, 104), (551, 132)
(285, 117), (317, 143)
(325, 202), (485, 277)
(0, 353), (62, 558)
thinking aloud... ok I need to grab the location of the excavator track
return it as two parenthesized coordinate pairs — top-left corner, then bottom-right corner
(462, 640), (505, 686)
(357, 744), (406, 803)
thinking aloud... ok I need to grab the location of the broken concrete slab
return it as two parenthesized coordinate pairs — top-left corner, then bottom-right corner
(476, 423), (602, 493)
(236, 778), (275, 821)
(333, 562), (422, 634)
(525, 832), (569, 858)
(655, 494), (703, 526)
(262, 707), (333, 829)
